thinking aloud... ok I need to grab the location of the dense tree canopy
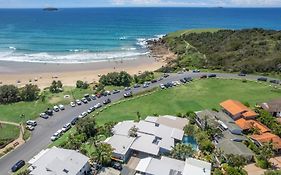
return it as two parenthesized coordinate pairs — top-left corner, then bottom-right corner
(162, 28), (281, 73)
(0, 85), (19, 104)
(99, 71), (132, 87)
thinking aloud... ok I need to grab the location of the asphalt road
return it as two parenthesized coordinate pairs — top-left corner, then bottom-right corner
(0, 72), (279, 175)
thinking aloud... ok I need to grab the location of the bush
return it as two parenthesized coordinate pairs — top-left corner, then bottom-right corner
(20, 84), (40, 101)
(76, 80), (89, 89)
(264, 170), (281, 175)
(134, 71), (155, 84)
(49, 80), (63, 93)
(99, 71), (132, 87)
(0, 85), (20, 104)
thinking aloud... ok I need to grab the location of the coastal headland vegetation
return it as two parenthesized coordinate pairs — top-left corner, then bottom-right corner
(152, 28), (281, 76)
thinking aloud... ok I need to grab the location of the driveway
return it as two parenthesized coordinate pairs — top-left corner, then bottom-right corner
(0, 71), (279, 175)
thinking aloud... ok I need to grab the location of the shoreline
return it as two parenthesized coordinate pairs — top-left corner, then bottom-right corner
(0, 55), (165, 89)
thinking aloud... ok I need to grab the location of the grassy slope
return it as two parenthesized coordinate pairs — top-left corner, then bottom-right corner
(95, 79), (281, 125)
(0, 124), (19, 144)
(0, 87), (93, 123)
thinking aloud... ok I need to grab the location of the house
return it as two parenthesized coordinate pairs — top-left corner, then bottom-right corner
(235, 118), (271, 134)
(251, 133), (281, 151)
(28, 147), (90, 175)
(106, 116), (188, 162)
(261, 98), (281, 117)
(220, 99), (258, 120)
(135, 156), (211, 175)
(195, 110), (254, 160)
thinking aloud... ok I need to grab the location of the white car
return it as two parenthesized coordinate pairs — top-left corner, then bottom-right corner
(53, 105), (60, 112)
(70, 102), (76, 107)
(62, 123), (71, 132)
(87, 107), (95, 114)
(160, 84), (165, 89)
(26, 120), (37, 126)
(26, 125), (35, 131)
(58, 104), (65, 110)
(76, 99), (82, 105)
(78, 112), (88, 119)
(94, 103), (102, 109)
(51, 132), (60, 141)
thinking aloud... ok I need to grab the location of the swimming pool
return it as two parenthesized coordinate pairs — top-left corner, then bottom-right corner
(182, 135), (198, 150)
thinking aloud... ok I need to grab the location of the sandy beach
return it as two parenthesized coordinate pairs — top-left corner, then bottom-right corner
(0, 56), (165, 89)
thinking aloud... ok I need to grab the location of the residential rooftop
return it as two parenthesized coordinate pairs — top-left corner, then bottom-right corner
(220, 99), (257, 118)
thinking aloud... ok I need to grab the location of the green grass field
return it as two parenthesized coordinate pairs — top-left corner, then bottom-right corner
(95, 79), (281, 125)
(0, 124), (20, 147)
(0, 87), (93, 123)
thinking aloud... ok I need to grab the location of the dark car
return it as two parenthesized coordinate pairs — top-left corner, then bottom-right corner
(11, 160), (25, 172)
(103, 98), (111, 105)
(180, 79), (187, 83)
(208, 74), (217, 78)
(96, 93), (102, 98)
(164, 82), (174, 88)
(71, 117), (79, 125)
(112, 89), (121, 94)
(151, 79), (157, 83)
(124, 87), (131, 91)
(200, 75), (207, 79)
(124, 91), (133, 98)
(192, 69), (200, 73)
(84, 94), (91, 101)
(270, 80), (279, 84)
(112, 162), (122, 171)
(133, 84), (141, 88)
(163, 73), (169, 78)
(238, 73), (246, 76)
(81, 98), (88, 103)
(184, 77), (193, 82)
(45, 109), (53, 116)
(257, 77), (267, 82)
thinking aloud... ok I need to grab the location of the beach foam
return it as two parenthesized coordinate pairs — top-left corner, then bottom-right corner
(0, 50), (149, 64)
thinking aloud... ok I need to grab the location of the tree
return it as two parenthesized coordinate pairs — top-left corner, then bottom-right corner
(0, 85), (19, 104)
(76, 118), (97, 139)
(184, 123), (196, 136)
(133, 71), (155, 84)
(128, 125), (138, 137)
(20, 84), (40, 101)
(49, 80), (63, 93)
(76, 80), (89, 89)
(170, 143), (194, 161)
(225, 154), (247, 168)
(91, 143), (113, 166)
(99, 71), (132, 87)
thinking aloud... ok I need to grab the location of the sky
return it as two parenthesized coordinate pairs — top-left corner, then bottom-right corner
(0, 0), (280, 8)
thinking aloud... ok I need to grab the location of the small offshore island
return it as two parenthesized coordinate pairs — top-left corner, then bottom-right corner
(43, 7), (58, 11)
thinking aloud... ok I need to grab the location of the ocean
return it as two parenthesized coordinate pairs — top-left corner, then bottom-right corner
(0, 7), (281, 63)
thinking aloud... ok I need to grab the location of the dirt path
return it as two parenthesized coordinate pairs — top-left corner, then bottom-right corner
(0, 121), (25, 156)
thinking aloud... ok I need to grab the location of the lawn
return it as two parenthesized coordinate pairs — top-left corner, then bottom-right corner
(95, 79), (281, 125)
(0, 124), (20, 148)
(0, 87), (94, 123)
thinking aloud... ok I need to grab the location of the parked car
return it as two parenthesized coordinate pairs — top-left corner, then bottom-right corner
(53, 105), (60, 112)
(163, 73), (169, 78)
(158, 77), (164, 81)
(96, 93), (102, 98)
(200, 75), (207, 79)
(124, 91), (133, 98)
(184, 77), (193, 82)
(45, 108), (53, 116)
(58, 104), (65, 110)
(11, 160), (25, 172)
(71, 117), (79, 125)
(270, 80), (279, 84)
(151, 79), (157, 83)
(26, 120), (37, 126)
(76, 99), (82, 105)
(51, 132), (60, 141)
(133, 84), (141, 88)
(81, 98), (88, 104)
(62, 123), (71, 132)
(70, 101), (76, 107)
(91, 94), (97, 100)
(84, 94), (91, 101)
(192, 69), (200, 73)
(112, 162), (122, 171)
(112, 89), (120, 94)
(40, 113), (49, 119)
(103, 98), (111, 105)
(103, 91), (111, 96)
(143, 83), (149, 88)
(257, 77), (267, 82)
(160, 84), (165, 89)
(26, 125), (35, 131)
(180, 79), (187, 83)
(124, 87), (131, 91)
(78, 112), (88, 119)
(238, 73), (246, 76)
(94, 103), (102, 109)
(164, 82), (174, 88)
(87, 107), (95, 113)
(208, 74), (217, 78)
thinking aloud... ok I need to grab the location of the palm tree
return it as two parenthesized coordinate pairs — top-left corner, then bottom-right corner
(128, 125), (138, 137)
(91, 143), (114, 166)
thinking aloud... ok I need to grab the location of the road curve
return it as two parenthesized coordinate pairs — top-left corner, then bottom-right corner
(0, 72), (279, 175)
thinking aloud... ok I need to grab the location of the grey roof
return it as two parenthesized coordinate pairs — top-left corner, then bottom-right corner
(113, 120), (136, 136)
(130, 133), (160, 156)
(105, 135), (135, 155)
(215, 111), (242, 132)
(30, 147), (89, 175)
(195, 110), (218, 128)
(217, 139), (254, 157)
(156, 115), (188, 130)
